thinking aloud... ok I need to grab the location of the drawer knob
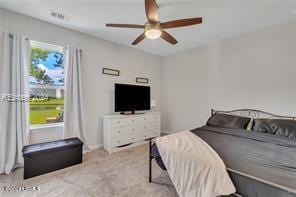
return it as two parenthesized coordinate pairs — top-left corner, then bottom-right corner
(144, 135), (146, 137)
(144, 118), (146, 120)
(117, 131), (121, 133)
(144, 126), (146, 129)
(132, 129), (135, 131)
(118, 140), (120, 143)
(118, 121), (120, 123)
(132, 119), (135, 122)
(132, 138), (135, 140)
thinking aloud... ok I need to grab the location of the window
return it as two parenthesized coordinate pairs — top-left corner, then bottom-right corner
(29, 41), (64, 126)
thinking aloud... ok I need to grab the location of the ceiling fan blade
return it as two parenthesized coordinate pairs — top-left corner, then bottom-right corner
(106, 24), (145, 28)
(161, 31), (178, 45)
(145, 0), (158, 23)
(160, 17), (202, 29)
(132, 33), (146, 45)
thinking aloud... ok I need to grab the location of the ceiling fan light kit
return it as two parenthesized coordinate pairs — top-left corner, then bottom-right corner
(106, 0), (202, 45)
(144, 23), (162, 39)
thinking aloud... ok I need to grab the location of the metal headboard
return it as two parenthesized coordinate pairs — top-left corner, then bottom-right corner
(211, 109), (296, 120)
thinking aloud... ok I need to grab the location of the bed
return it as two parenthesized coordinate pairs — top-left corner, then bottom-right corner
(149, 109), (296, 197)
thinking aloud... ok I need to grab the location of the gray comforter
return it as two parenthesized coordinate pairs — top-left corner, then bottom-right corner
(191, 126), (296, 191)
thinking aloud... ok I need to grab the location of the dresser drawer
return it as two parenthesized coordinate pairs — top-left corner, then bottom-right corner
(128, 135), (138, 143)
(111, 123), (160, 137)
(111, 126), (136, 137)
(110, 117), (147, 127)
(149, 115), (161, 122)
(110, 114), (160, 127)
(148, 122), (160, 130)
(110, 119), (128, 127)
(136, 132), (150, 141)
(135, 115), (160, 123)
(123, 116), (155, 125)
(137, 122), (160, 131)
(112, 136), (131, 147)
(135, 124), (150, 132)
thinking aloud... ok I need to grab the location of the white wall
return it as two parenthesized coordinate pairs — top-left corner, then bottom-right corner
(0, 9), (164, 147)
(163, 20), (296, 132)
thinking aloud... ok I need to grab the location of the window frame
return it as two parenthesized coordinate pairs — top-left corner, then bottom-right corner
(29, 40), (65, 129)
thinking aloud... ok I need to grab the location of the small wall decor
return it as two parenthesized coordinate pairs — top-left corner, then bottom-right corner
(102, 68), (120, 76)
(136, 77), (149, 84)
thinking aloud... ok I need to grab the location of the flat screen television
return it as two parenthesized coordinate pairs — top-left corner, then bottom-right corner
(115, 83), (150, 114)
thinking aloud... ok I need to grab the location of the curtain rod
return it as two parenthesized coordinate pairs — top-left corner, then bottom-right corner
(8, 33), (29, 41)
(7, 33), (82, 52)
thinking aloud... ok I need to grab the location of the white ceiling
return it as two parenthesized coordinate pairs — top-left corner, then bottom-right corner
(1, 0), (296, 56)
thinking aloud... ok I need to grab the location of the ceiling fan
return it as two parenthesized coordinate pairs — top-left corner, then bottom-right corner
(106, 0), (202, 45)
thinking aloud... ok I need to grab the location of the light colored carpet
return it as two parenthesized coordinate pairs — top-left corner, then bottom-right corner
(0, 144), (178, 197)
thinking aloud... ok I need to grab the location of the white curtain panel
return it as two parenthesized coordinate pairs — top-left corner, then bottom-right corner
(0, 33), (30, 174)
(63, 46), (89, 151)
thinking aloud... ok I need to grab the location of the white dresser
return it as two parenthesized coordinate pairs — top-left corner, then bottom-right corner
(102, 112), (161, 153)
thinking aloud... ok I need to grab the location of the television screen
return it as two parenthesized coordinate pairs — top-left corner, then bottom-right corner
(115, 83), (150, 112)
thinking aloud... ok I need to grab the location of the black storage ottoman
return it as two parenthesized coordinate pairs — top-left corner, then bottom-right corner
(22, 137), (83, 179)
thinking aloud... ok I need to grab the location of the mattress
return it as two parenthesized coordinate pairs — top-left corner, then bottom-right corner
(151, 126), (296, 197)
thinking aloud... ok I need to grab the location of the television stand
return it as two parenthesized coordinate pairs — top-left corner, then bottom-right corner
(102, 112), (161, 154)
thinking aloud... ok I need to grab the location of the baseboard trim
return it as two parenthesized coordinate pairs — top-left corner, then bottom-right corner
(89, 144), (103, 150)
(83, 144), (103, 154)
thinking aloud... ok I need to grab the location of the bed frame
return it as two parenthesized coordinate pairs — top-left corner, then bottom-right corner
(211, 108), (296, 120)
(149, 109), (296, 197)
